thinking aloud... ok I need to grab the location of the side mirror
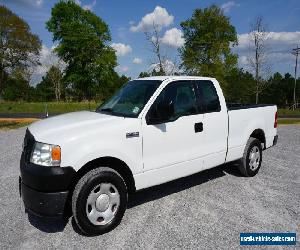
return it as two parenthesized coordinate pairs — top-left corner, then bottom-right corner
(147, 102), (174, 125)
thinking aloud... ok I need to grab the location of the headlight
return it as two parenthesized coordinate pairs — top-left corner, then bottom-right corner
(30, 142), (61, 167)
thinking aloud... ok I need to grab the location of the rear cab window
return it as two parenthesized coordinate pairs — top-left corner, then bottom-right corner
(194, 80), (221, 113)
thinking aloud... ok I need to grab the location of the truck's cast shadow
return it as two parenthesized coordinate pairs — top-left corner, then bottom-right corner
(127, 161), (241, 208)
(27, 212), (68, 233)
(27, 161), (242, 234)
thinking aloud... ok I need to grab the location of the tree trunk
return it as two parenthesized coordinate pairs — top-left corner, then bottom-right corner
(0, 66), (5, 95)
(256, 81), (259, 104)
(255, 39), (259, 104)
(57, 82), (61, 101)
(54, 80), (61, 102)
(157, 45), (164, 74)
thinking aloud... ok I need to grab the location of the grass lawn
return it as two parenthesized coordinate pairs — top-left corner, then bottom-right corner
(0, 101), (100, 114)
(0, 102), (300, 117)
(0, 118), (39, 130)
(277, 118), (300, 125)
(277, 108), (300, 115)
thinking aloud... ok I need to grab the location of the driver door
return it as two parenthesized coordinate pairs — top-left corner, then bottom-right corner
(142, 80), (205, 175)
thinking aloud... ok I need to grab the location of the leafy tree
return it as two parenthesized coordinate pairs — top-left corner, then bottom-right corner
(117, 75), (131, 87)
(138, 72), (151, 78)
(47, 65), (63, 102)
(225, 68), (256, 103)
(151, 68), (165, 76)
(2, 70), (31, 101)
(35, 77), (55, 102)
(95, 72), (130, 102)
(46, 0), (117, 101)
(0, 5), (41, 94)
(180, 5), (238, 87)
(35, 66), (63, 102)
(260, 73), (299, 107)
(259, 72), (282, 105)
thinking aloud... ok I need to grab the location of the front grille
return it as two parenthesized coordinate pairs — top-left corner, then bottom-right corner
(23, 129), (35, 163)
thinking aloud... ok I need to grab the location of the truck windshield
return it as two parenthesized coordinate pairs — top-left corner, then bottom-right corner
(96, 80), (162, 117)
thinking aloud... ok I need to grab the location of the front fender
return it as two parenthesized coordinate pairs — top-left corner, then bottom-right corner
(64, 147), (142, 175)
(60, 134), (143, 175)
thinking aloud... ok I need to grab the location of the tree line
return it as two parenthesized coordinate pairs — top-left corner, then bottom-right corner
(0, 1), (129, 103)
(0, 1), (298, 108)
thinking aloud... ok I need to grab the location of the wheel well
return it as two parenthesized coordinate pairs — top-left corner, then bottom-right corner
(250, 129), (266, 149)
(71, 157), (136, 194)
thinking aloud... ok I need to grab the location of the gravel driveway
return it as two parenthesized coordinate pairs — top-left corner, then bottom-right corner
(0, 126), (299, 249)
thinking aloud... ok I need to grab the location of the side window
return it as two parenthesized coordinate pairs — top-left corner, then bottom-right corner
(150, 81), (197, 122)
(196, 81), (221, 113)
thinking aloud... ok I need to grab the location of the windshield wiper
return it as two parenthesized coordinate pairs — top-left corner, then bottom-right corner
(97, 107), (135, 118)
(99, 108), (113, 112)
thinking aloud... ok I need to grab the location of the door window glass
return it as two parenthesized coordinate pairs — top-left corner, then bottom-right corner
(150, 81), (197, 121)
(196, 81), (221, 113)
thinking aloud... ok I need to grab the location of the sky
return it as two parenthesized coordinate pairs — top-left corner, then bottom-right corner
(1, 0), (300, 84)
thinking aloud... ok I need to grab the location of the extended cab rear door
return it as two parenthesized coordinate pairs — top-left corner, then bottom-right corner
(194, 80), (228, 169)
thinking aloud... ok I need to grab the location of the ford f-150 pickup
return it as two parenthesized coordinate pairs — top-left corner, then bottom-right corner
(20, 76), (278, 235)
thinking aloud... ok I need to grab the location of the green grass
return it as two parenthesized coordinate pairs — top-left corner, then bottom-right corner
(277, 118), (300, 125)
(0, 101), (299, 116)
(0, 121), (33, 130)
(0, 101), (99, 114)
(278, 108), (300, 115)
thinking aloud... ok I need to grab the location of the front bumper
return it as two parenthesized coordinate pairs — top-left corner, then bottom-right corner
(19, 156), (76, 217)
(19, 130), (76, 217)
(20, 177), (69, 217)
(19, 159), (76, 217)
(20, 153), (76, 192)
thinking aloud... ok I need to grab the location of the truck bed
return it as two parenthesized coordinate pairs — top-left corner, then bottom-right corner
(225, 104), (277, 163)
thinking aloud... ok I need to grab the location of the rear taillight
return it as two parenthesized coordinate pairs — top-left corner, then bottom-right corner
(274, 111), (278, 128)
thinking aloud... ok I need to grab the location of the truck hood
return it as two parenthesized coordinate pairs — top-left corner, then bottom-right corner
(28, 111), (125, 144)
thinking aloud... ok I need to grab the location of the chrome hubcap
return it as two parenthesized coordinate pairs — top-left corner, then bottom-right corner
(86, 183), (120, 226)
(249, 146), (260, 171)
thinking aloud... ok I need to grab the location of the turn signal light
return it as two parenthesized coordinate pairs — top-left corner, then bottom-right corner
(52, 146), (61, 161)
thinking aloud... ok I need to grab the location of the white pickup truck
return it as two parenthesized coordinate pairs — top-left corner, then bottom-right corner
(20, 76), (278, 235)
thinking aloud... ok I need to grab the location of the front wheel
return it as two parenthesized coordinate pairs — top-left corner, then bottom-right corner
(72, 167), (128, 235)
(238, 137), (262, 177)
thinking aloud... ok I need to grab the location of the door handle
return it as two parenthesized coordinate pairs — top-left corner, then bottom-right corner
(194, 122), (203, 133)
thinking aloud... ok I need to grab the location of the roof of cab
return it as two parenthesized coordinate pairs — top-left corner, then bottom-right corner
(135, 76), (216, 81)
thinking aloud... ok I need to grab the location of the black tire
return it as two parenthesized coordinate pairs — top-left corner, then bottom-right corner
(238, 137), (262, 177)
(72, 167), (127, 235)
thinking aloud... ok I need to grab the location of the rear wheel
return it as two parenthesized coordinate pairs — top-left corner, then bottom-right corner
(72, 167), (127, 235)
(238, 137), (262, 177)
